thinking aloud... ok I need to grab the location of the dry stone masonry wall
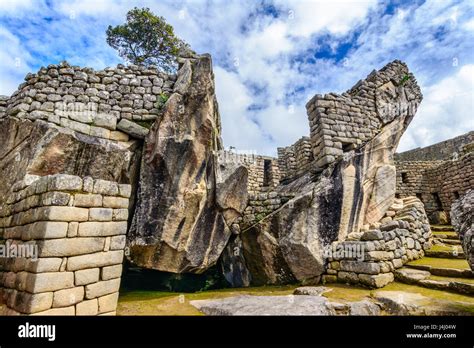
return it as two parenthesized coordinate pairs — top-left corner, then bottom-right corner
(277, 136), (314, 182)
(0, 61), (176, 142)
(395, 148), (473, 223)
(323, 197), (432, 288)
(395, 131), (474, 161)
(0, 174), (130, 315)
(306, 60), (421, 168)
(451, 190), (473, 270)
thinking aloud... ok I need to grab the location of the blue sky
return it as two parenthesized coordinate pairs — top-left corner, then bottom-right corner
(0, 0), (473, 155)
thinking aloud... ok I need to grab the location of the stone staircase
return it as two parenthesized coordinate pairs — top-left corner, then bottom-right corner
(394, 225), (474, 295)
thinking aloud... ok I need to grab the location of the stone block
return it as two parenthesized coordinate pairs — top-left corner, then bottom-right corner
(25, 258), (63, 273)
(110, 235), (126, 250)
(31, 306), (75, 315)
(109, 131), (129, 142)
(358, 272), (394, 288)
(38, 237), (105, 257)
(112, 209), (128, 221)
(98, 292), (119, 313)
(11, 291), (53, 314)
(101, 264), (123, 280)
(68, 222), (79, 237)
(25, 221), (68, 239)
(37, 206), (89, 222)
(89, 208), (113, 221)
(337, 271), (359, 284)
(67, 250), (124, 271)
(118, 184), (131, 198)
(75, 268), (100, 285)
(76, 298), (98, 315)
(77, 221), (127, 237)
(24, 271), (74, 293)
(41, 192), (71, 206)
(361, 230), (383, 241)
(74, 194), (102, 207)
(48, 174), (83, 191)
(85, 278), (121, 299)
(93, 180), (119, 196)
(340, 260), (380, 275)
(93, 113), (117, 130)
(102, 197), (129, 209)
(53, 286), (84, 307)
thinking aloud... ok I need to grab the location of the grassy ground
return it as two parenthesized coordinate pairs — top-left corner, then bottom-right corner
(407, 257), (470, 270)
(117, 285), (298, 316)
(116, 281), (474, 316)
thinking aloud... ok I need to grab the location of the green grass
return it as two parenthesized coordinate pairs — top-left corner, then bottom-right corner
(432, 231), (458, 237)
(428, 244), (462, 252)
(117, 285), (298, 316)
(116, 281), (474, 316)
(429, 275), (474, 285)
(408, 257), (470, 270)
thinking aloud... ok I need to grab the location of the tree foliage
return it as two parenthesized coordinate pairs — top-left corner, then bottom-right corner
(106, 7), (187, 72)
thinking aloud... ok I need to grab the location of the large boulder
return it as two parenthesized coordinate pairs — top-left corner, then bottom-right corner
(0, 117), (139, 200)
(226, 61), (423, 285)
(127, 54), (242, 274)
(451, 189), (473, 270)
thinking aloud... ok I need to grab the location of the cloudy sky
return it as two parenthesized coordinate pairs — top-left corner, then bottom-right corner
(0, 0), (473, 155)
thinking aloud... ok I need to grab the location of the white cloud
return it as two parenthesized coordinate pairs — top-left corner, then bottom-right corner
(398, 64), (474, 152)
(0, 26), (33, 95)
(0, 0), (472, 156)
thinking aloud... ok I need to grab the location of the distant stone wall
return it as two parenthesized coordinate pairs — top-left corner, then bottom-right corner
(0, 61), (176, 141)
(277, 136), (313, 182)
(218, 151), (280, 193)
(323, 197), (431, 288)
(0, 174), (129, 315)
(396, 151), (474, 222)
(395, 131), (474, 161)
(306, 61), (421, 168)
(451, 190), (473, 271)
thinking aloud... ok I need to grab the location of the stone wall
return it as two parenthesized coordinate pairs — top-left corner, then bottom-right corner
(323, 197), (431, 288)
(218, 151), (280, 192)
(451, 190), (473, 271)
(277, 136), (313, 182)
(0, 61), (175, 141)
(395, 131), (474, 161)
(0, 174), (129, 315)
(306, 60), (421, 168)
(396, 151), (474, 222)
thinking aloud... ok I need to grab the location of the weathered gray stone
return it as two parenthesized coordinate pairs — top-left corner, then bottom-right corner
(116, 119), (149, 139)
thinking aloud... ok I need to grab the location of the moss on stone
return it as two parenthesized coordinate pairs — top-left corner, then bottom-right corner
(408, 257), (470, 270)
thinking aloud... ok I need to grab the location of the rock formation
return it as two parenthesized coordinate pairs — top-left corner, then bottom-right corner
(451, 189), (473, 270)
(0, 53), (441, 316)
(225, 60), (427, 286)
(127, 54), (246, 273)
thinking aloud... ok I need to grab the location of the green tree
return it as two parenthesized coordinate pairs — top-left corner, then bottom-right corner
(106, 7), (187, 72)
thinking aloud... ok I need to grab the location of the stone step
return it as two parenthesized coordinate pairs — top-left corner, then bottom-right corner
(394, 268), (474, 295)
(434, 239), (461, 246)
(425, 245), (464, 259)
(430, 225), (454, 232)
(425, 250), (465, 259)
(432, 231), (458, 240)
(406, 257), (472, 278)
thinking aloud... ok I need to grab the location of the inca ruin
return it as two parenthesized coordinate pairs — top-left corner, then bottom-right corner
(0, 51), (472, 317)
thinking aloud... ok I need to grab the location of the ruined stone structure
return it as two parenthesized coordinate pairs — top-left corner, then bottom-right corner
(395, 131), (473, 162)
(451, 190), (473, 271)
(0, 175), (128, 315)
(395, 132), (474, 224)
(0, 56), (438, 315)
